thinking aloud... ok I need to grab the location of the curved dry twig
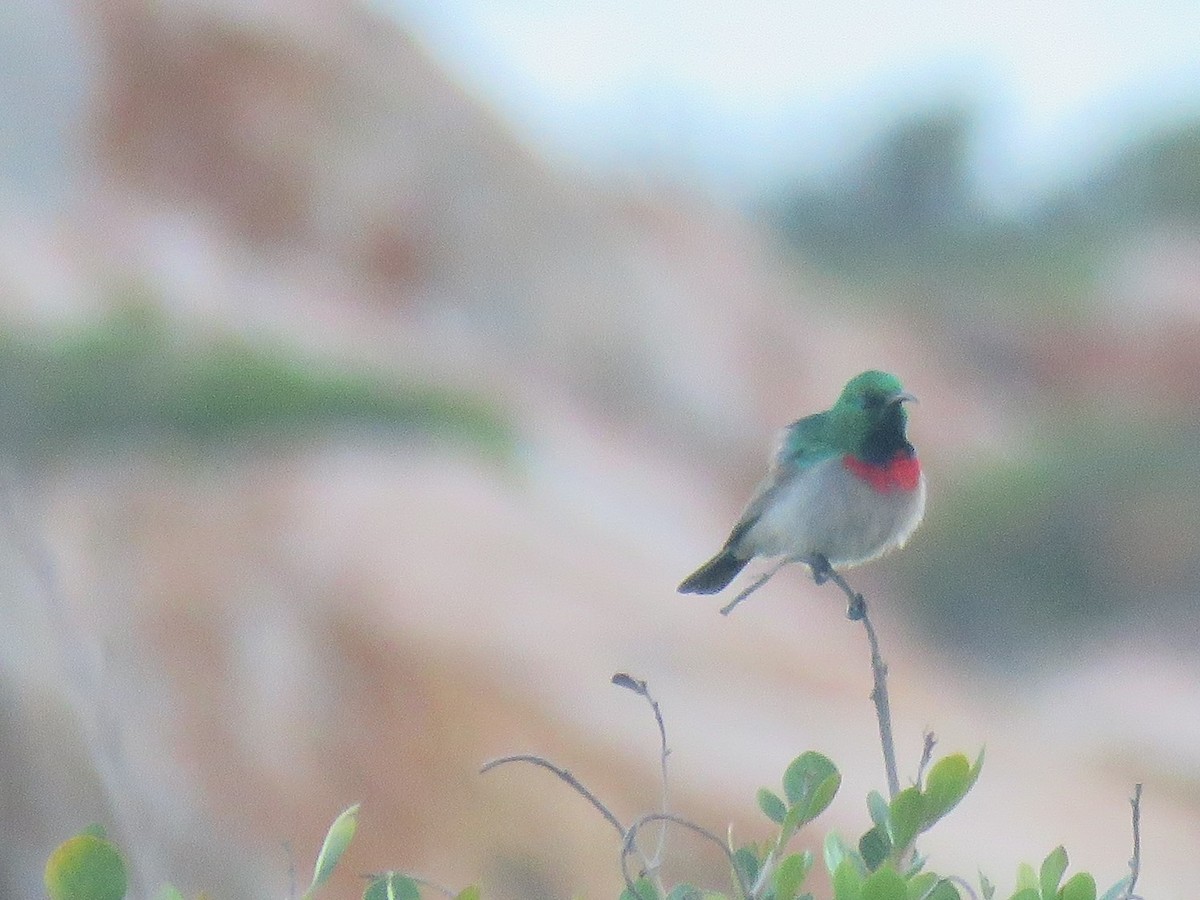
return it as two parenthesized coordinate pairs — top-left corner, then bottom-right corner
(613, 673), (672, 868)
(480, 754), (626, 838)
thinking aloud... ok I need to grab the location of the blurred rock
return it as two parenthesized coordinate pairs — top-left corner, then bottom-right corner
(0, 0), (1194, 898)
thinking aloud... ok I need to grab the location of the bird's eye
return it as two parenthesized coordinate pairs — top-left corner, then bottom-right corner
(861, 393), (883, 409)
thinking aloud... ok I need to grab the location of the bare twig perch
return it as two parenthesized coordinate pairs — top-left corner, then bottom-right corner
(612, 673), (672, 869)
(808, 554), (902, 800)
(1124, 783), (1143, 900)
(719, 552), (902, 800)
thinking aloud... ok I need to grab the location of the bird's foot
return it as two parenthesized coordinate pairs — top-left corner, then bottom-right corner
(845, 592), (866, 621)
(809, 555), (866, 619)
(809, 554), (833, 586)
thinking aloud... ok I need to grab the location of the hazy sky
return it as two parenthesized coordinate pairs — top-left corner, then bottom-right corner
(386, 1), (1200, 205)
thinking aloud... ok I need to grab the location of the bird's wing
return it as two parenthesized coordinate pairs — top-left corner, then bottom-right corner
(722, 413), (832, 553)
(773, 412), (831, 470)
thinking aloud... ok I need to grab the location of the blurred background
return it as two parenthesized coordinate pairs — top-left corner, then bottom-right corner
(2, 0), (1199, 897)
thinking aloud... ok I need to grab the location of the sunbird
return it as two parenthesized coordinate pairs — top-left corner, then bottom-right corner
(679, 370), (925, 601)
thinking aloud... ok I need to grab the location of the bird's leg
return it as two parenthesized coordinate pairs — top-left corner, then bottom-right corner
(808, 553), (833, 585)
(808, 554), (866, 619)
(718, 556), (795, 616)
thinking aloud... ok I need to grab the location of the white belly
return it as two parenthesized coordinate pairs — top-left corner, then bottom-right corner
(742, 456), (926, 567)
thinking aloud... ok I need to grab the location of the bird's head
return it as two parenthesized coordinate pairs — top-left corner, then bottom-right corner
(828, 370), (916, 462)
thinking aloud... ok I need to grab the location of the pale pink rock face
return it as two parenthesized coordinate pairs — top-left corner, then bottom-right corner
(0, 2), (1193, 899)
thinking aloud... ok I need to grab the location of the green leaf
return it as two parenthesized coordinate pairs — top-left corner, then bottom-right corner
(45, 833), (128, 900)
(905, 873), (937, 899)
(773, 852), (812, 900)
(454, 887), (482, 900)
(867, 791), (890, 829)
(832, 859), (864, 900)
(861, 868), (907, 900)
(858, 826), (890, 872)
(155, 888), (186, 900)
(619, 877), (661, 900)
(824, 833), (866, 882)
(824, 832), (848, 877)
(733, 846), (761, 888)
(1009, 891), (1041, 900)
(783, 752), (840, 812)
(307, 804), (359, 897)
(979, 872), (996, 900)
(888, 788), (923, 850)
(758, 788), (788, 824)
(924, 882), (960, 900)
(1015, 863), (1039, 892)
(665, 885), (703, 900)
(921, 754), (977, 827)
(1057, 873), (1096, 900)
(902, 852), (926, 879)
(1039, 846), (1069, 900)
(806, 771), (843, 822)
(363, 872), (420, 900)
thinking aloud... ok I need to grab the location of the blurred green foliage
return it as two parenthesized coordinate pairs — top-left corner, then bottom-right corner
(51, 750), (1129, 900)
(0, 306), (513, 460)
(763, 102), (1200, 313)
(901, 418), (1200, 664)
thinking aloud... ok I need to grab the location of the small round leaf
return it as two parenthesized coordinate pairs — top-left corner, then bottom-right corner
(309, 804), (359, 895)
(757, 788), (788, 824)
(888, 788), (923, 850)
(860, 867), (906, 900)
(363, 872), (420, 900)
(1039, 846), (1069, 900)
(1058, 872), (1097, 900)
(858, 826), (890, 872)
(44, 833), (128, 900)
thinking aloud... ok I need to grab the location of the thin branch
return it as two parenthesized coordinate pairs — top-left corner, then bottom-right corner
(620, 813), (752, 900)
(1124, 783), (1143, 900)
(810, 555), (901, 800)
(480, 755), (626, 838)
(715, 553), (902, 801)
(612, 674), (671, 868)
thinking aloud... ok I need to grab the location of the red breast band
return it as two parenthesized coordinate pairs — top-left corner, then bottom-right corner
(842, 451), (921, 493)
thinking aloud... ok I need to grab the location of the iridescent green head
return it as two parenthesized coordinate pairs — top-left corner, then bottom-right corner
(827, 370), (916, 462)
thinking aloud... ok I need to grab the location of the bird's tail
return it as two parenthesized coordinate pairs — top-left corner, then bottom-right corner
(678, 549), (749, 594)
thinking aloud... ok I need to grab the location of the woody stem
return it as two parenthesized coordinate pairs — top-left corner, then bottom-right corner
(812, 555), (902, 800)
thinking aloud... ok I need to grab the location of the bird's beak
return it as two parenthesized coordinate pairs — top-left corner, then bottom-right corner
(888, 390), (917, 405)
